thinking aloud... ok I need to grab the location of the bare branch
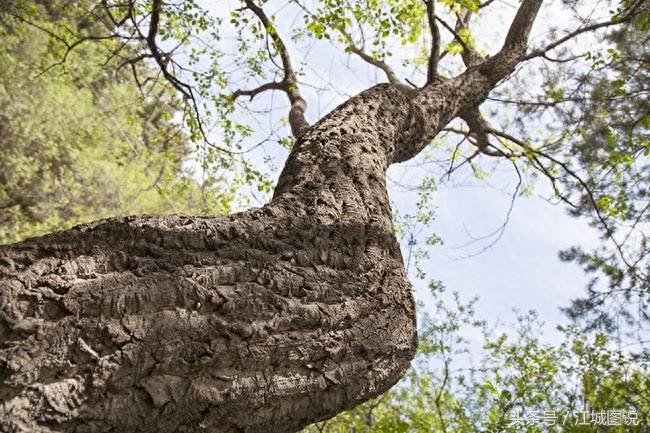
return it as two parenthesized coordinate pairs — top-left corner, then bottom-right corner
(523, 15), (637, 61)
(435, 16), (470, 55)
(446, 161), (524, 258)
(5, 10), (125, 77)
(478, 0), (543, 83)
(439, 131), (480, 179)
(325, 19), (404, 87)
(459, 107), (519, 157)
(479, 0), (496, 8)
(454, 8), (483, 68)
(424, 0), (440, 83)
(243, 0), (310, 138)
(101, 0), (133, 28)
(230, 82), (287, 101)
(501, 0), (544, 53)
(477, 126), (641, 279)
(350, 47), (402, 85)
(146, 0), (191, 99)
(141, 0), (230, 152)
(527, 149), (638, 275)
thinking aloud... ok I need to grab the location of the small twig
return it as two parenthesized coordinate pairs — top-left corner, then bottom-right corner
(485, 128), (642, 282)
(450, 162), (523, 257)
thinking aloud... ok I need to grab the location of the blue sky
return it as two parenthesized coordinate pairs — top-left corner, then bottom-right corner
(402, 171), (601, 341)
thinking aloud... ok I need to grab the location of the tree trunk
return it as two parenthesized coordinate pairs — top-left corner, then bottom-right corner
(0, 2), (543, 424)
(0, 83), (417, 433)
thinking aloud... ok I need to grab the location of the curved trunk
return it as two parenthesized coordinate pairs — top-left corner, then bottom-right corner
(1, 84), (420, 433)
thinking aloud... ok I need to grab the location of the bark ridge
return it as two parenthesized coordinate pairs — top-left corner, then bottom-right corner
(1, 85), (418, 433)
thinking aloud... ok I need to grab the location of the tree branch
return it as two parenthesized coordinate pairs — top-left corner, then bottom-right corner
(480, 127), (639, 277)
(326, 20), (404, 87)
(478, 0), (543, 83)
(454, 8), (482, 68)
(293, 1), (402, 86)
(243, 0), (310, 138)
(459, 107), (519, 157)
(501, 0), (544, 53)
(229, 82), (287, 101)
(399, 0), (544, 163)
(479, 0), (496, 8)
(434, 16), (469, 54)
(429, 12), (484, 70)
(6, 9), (125, 77)
(100, 0), (134, 28)
(528, 150), (636, 275)
(146, 0), (191, 99)
(141, 0), (233, 152)
(350, 47), (402, 86)
(523, 15), (637, 62)
(425, 0), (440, 84)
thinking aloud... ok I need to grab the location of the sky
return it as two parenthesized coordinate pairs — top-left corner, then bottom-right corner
(393, 166), (602, 342)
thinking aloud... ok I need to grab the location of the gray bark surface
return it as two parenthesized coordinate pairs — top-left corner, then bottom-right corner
(0, 2), (543, 429)
(1, 85), (418, 433)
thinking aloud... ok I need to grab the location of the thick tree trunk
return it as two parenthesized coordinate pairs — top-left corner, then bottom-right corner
(0, 2), (543, 425)
(0, 84), (420, 433)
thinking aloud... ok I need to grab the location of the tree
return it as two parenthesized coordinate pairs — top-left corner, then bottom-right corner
(0, 0), (646, 432)
(0, 0), (222, 245)
(556, 22), (650, 339)
(305, 287), (650, 433)
(481, 0), (650, 342)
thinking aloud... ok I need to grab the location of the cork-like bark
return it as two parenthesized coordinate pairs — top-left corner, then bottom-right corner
(0, 1), (543, 431)
(0, 84), (418, 433)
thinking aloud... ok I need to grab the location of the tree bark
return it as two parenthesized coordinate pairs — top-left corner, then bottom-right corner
(1, 84), (417, 433)
(0, 2), (543, 430)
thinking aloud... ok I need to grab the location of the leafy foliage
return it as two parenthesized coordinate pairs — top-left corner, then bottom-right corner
(541, 17), (650, 337)
(464, 0), (650, 340)
(0, 0), (234, 244)
(303, 286), (650, 433)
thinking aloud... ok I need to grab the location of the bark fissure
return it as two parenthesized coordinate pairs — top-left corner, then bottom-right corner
(1, 208), (415, 432)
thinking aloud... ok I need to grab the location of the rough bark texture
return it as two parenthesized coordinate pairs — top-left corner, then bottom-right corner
(0, 85), (420, 433)
(0, 2), (543, 430)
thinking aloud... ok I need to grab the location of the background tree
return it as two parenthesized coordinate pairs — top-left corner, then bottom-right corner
(1, 0), (207, 244)
(470, 0), (650, 344)
(0, 0), (274, 245)
(1, 0), (648, 432)
(305, 289), (650, 433)
(556, 21), (650, 340)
